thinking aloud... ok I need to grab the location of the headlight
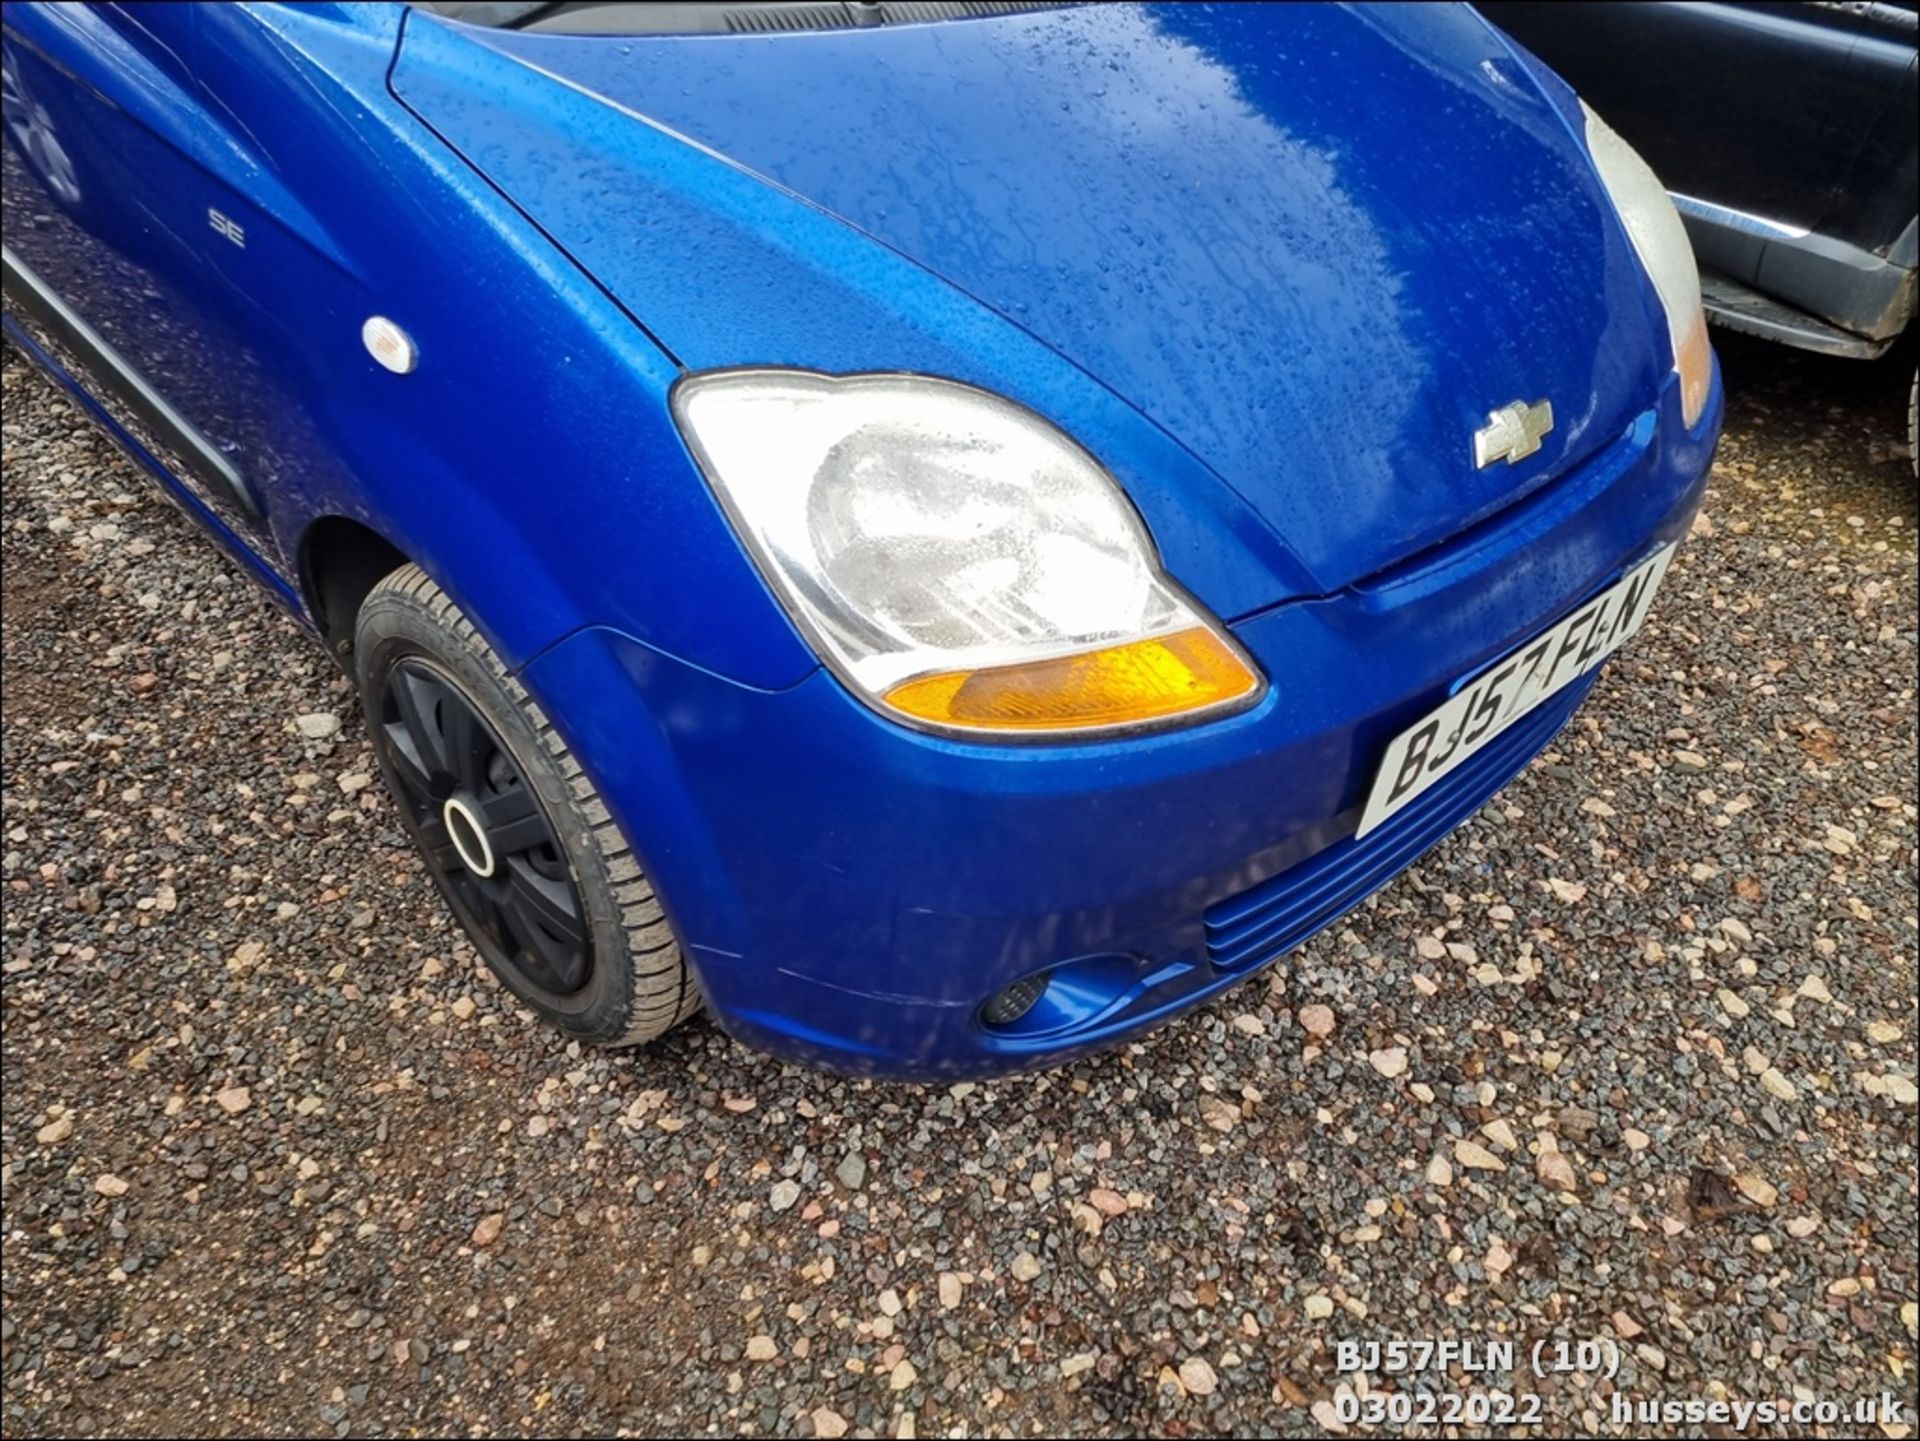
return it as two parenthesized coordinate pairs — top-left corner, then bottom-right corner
(672, 370), (1263, 738)
(1582, 102), (1712, 427)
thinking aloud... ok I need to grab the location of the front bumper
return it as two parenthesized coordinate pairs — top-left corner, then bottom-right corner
(525, 372), (1721, 1079)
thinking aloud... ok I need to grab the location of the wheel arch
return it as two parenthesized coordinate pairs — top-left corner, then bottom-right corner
(295, 513), (411, 668)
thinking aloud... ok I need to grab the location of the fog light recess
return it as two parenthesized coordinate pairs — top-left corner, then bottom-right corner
(980, 971), (1052, 1028)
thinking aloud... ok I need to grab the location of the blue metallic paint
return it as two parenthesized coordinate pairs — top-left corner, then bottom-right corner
(3, 0), (814, 685)
(522, 372), (1717, 1076)
(393, 2), (1675, 595)
(0, 1), (1721, 1078)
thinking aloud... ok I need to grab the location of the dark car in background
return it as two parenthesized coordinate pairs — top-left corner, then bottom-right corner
(1484, 0), (1918, 463)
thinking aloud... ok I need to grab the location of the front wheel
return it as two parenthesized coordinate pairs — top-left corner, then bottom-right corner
(354, 565), (698, 1046)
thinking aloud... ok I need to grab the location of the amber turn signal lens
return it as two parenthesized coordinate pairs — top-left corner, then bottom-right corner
(882, 626), (1260, 733)
(1675, 307), (1712, 428)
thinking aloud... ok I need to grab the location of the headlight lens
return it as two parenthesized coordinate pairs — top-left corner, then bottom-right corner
(1582, 102), (1712, 427)
(672, 370), (1262, 737)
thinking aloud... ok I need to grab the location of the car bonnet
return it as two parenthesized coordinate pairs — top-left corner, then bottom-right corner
(394, 2), (1670, 596)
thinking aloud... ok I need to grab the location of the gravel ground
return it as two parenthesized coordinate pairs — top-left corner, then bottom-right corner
(3, 333), (1916, 1439)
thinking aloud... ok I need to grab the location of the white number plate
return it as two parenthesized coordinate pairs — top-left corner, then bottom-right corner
(1355, 545), (1676, 838)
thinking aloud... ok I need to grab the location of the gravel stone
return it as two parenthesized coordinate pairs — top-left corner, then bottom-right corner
(1297, 1003), (1336, 1038)
(1366, 1046), (1408, 1078)
(2, 328), (1914, 1436)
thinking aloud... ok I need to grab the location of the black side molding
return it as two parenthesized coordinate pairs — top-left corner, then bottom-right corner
(1, 245), (259, 518)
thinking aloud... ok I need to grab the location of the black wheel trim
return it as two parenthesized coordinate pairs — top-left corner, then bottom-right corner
(373, 657), (592, 996)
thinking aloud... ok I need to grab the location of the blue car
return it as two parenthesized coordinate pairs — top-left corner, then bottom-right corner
(1, 1), (1721, 1078)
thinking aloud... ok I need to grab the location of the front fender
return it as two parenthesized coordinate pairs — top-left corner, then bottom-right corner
(187, 1), (821, 687)
(518, 622), (775, 983)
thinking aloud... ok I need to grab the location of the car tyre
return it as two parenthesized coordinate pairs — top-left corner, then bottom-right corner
(353, 564), (699, 1046)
